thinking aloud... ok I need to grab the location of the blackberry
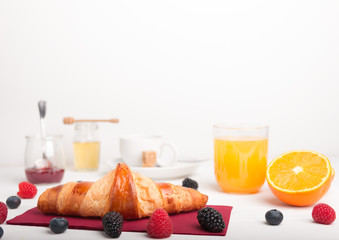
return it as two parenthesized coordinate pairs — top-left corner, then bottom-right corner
(265, 209), (283, 225)
(182, 178), (198, 190)
(102, 211), (123, 238)
(197, 207), (225, 232)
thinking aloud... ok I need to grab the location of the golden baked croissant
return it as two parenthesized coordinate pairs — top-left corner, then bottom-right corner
(37, 163), (208, 219)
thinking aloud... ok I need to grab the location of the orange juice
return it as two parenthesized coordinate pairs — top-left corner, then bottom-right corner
(73, 142), (100, 170)
(214, 137), (268, 193)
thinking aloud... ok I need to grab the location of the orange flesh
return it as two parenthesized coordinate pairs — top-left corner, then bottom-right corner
(266, 151), (333, 206)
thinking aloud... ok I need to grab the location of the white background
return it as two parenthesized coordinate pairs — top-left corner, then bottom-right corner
(0, 0), (339, 166)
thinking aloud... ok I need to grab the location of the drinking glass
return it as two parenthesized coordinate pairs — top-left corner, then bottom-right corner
(25, 135), (65, 184)
(214, 124), (268, 193)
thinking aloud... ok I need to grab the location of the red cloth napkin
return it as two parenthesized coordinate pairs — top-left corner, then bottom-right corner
(7, 205), (232, 236)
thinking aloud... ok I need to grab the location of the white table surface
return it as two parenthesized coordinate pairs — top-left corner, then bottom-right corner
(0, 159), (338, 240)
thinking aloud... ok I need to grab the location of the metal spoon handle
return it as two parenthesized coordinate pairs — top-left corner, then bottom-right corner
(38, 101), (47, 138)
(38, 101), (47, 118)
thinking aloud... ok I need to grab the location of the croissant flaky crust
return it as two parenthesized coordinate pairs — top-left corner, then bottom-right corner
(37, 163), (208, 219)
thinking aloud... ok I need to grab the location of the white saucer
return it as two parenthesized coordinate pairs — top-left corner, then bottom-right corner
(105, 158), (202, 180)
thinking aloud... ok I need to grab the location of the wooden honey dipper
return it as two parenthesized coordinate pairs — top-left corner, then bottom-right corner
(63, 117), (119, 124)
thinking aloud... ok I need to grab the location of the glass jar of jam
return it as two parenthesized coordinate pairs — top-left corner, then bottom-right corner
(24, 135), (65, 184)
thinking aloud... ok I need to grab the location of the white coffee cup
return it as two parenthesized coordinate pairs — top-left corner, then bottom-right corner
(120, 135), (177, 167)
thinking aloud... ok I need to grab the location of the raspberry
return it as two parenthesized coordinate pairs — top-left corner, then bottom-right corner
(17, 181), (37, 199)
(312, 203), (336, 225)
(147, 209), (173, 238)
(0, 202), (8, 224)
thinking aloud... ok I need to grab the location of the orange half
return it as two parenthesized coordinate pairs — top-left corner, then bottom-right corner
(266, 150), (335, 206)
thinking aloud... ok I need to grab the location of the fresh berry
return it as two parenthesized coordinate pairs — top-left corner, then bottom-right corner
(102, 211), (123, 238)
(147, 209), (173, 238)
(0, 202), (8, 224)
(0, 226), (3, 238)
(182, 178), (198, 190)
(265, 209), (283, 225)
(6, 196), (21, 209)
(17, 181), (37, 199)
(312, 203), (336, 225)
(197, 207), (225, 232)
(49, 217), (69, 234)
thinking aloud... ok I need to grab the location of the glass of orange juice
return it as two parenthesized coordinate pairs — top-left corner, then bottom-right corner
(214, 124), (268, 193)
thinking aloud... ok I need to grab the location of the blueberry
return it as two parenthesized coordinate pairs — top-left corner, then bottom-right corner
(49, 217), (69, 234)
(6, 196), (21, 209)
(0, 226), (3, 238)
(265, 209), (283, 225)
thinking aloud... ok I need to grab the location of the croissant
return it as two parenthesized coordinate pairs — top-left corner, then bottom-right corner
(37, 163), (208, 219)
